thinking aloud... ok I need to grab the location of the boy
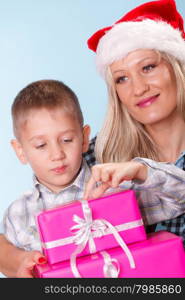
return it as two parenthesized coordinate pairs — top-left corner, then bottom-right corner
(1, 79), (185, 278)
(2, 79), (91, 277)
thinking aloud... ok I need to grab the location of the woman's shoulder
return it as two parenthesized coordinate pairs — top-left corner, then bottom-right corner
(83, 136), (97, 167)
(89, 136), (96, 149)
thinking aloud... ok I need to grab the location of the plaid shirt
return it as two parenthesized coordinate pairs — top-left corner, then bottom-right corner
(3, 160), (91, 251)
(3, 137), (185, 249)
(155, 151), (185, 245)
(84, 137), (185, 246)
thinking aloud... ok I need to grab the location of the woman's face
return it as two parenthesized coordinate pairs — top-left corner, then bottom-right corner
(110, 49), (178, 125)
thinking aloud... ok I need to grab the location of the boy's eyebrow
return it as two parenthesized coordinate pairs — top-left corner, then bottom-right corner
(28, 129), (77, 141)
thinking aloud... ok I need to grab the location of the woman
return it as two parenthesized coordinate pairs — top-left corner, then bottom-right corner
(84, 0), (185, 238)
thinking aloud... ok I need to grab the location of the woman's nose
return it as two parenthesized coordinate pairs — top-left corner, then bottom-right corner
(132, 75), (149, 96)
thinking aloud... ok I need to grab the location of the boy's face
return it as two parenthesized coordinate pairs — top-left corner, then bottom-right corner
(11, 108), (90, 193)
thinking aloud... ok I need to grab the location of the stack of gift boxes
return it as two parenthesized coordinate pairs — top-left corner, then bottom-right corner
(34, 190), (185, 277)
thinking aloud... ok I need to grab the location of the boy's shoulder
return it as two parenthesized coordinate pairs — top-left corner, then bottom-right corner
(6, 186), (39, 213)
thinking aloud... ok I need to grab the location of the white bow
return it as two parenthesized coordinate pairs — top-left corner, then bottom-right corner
(70, 200), (135, 278)
(71, 214), (108, 253)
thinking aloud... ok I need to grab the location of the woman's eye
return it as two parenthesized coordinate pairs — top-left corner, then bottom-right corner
(143, 64), (156, 72)
(115, 76), (128, 84)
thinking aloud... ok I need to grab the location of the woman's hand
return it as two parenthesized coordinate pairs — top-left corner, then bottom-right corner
(84, 161), (147, 200)
(16, 250), (47, 278)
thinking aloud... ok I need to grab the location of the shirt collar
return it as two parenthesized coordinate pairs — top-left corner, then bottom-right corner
(71, 159), (91, 190)
(33, 158), (91, 196)
(175, 150), (185, 167)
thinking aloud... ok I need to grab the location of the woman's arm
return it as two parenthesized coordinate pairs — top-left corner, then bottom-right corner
(84, 158), (185, 225)
(0, 234), (46, 277)
(0, 234), (26, 277)
(84, 160), (147, 199)
(132, 157), (185, 224)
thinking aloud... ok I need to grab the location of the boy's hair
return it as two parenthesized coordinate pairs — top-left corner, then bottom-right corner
(12, 79), (84, 139)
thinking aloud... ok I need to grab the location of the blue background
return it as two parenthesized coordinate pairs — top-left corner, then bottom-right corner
(0, 0), (184, 277)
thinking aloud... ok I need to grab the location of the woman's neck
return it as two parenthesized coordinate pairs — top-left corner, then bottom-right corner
(145, 114), (185, 163)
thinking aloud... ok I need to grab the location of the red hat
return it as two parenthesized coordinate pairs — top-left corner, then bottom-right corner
(87, 0), (185, 77)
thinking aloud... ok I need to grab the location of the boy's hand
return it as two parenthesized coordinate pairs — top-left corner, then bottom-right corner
(16, 250), (47, 278)
(84, 161), (147, 200)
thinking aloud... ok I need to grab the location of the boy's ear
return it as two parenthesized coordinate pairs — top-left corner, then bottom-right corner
(82, 125), (91, 153)
(11, 139), (28, 164)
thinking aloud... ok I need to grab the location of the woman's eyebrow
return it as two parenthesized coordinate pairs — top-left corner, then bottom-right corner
(112, 56), (156, 74)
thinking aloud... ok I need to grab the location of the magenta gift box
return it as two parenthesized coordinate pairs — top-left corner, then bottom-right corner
(34, 231), (185, 278)
(36, 190), (146, 264)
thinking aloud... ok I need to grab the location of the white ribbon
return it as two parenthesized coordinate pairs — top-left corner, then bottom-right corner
(42, 219), (143, 249)
(101, 251), (120, 278)
(69, 200), (136, 278)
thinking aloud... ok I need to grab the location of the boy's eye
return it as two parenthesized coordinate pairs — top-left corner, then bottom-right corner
(35, 144), (46, 149)
(143, 64), (156, 72)
(63, 138), (73, 143)
(115, 76), (128, 84)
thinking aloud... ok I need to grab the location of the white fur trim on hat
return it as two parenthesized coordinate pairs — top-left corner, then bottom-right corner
(96, 19), (185, 77)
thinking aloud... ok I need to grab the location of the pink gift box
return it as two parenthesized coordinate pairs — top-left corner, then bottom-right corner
(34, 231), (185, 278)
(36, 190), (146, 264)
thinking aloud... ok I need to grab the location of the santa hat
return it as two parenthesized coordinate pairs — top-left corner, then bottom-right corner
(87, 0), (185, 77)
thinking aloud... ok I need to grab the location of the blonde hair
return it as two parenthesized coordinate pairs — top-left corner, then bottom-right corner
(95, 51), (185, 163)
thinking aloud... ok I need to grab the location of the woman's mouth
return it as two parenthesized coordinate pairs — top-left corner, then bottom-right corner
(137, 94), (159, 108)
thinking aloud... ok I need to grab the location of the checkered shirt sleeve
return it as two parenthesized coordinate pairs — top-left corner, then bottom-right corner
(83, 136), (96, 167)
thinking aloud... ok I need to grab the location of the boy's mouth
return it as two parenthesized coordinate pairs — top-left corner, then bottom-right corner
(51, 165), (67, 174)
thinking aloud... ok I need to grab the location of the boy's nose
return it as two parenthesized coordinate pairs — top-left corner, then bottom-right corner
(50, 145), (65, 161)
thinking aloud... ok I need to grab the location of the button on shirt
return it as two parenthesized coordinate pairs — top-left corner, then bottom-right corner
(3, 160), (91, 252)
